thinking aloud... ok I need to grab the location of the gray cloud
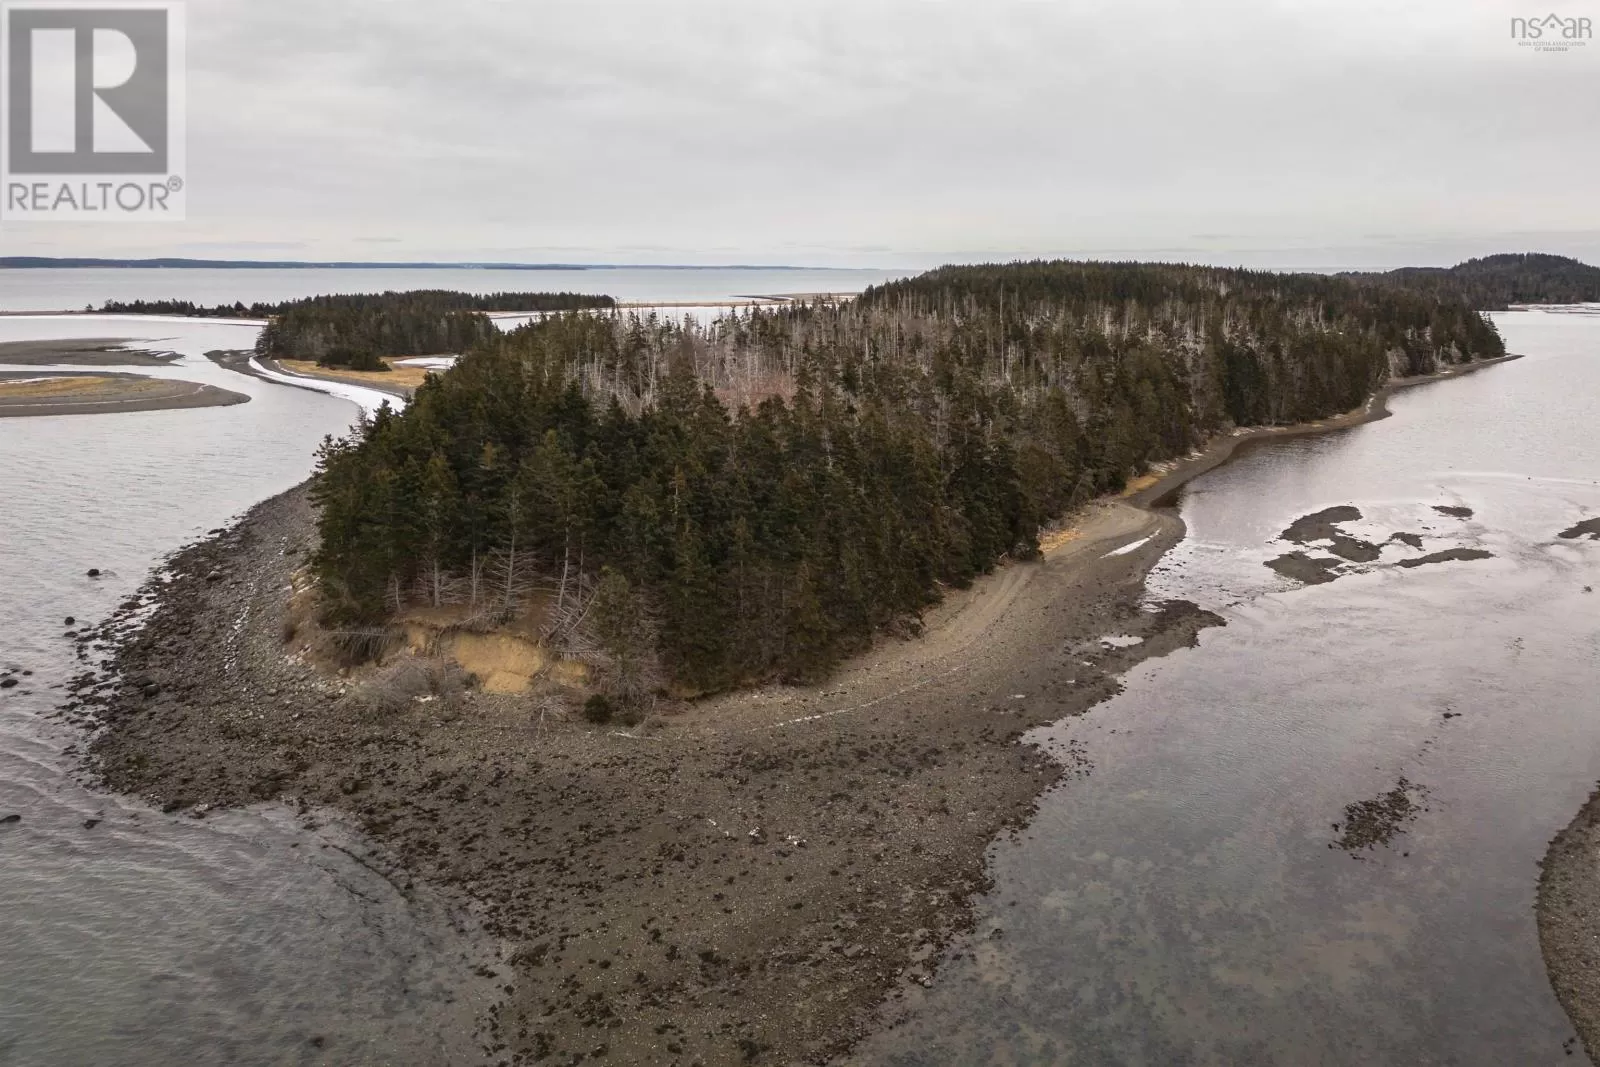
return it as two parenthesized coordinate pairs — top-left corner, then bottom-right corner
(8, 0), (1598, 267)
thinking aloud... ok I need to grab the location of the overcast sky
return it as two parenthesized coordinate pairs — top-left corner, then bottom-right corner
(3, 0), (1597, 268)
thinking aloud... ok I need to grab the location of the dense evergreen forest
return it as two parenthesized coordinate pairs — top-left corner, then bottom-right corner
(95, 299), (266, 317)
(249, 291), (615, 370)
(1342, 253), (1600, 310)
(309, 260), (1503, 700)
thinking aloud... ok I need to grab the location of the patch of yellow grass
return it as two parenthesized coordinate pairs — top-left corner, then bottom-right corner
(0, 375), (125, 398)
(280, 359), (434, 391)
(1122, 472), (1163, 497)
(1038, 523), (1084, 555)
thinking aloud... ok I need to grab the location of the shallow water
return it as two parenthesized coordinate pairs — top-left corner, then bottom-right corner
(0, 317), (496, 1065)
(849, 311), (1600, 1066)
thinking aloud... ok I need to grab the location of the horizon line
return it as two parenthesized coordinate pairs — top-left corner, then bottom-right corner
(0, 257), (873, 271)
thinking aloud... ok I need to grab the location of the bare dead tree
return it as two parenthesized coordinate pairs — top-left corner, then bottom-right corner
(467, 547), (487, 610)
(414, 557), (468, 608)
(483, 548), (539, 614)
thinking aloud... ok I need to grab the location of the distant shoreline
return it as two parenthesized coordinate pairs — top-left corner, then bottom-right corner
(0, 258), (862, 271)
(3, 296), (858, 319)
(1128, 352), (1525, 509)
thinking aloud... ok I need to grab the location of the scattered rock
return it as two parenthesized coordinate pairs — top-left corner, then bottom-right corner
(1558, 518), (1600, 541)
(1275, 507), (1379, 568)
(0, 814), (19, 825)
(1280, 506), (1363, 544)
(1397, 548), (1494, 569)
(1326, 533), (1383, 563)
(1334, 778), (1425, 851)
(1432, 505), (1474, 519)
(1389, 532), (1424, 549)
(86, 568), (100, 578)
(1266, 552), (1343, 585)
(0, 677), (17, 689)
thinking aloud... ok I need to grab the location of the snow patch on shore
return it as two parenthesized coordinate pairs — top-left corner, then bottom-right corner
(1103, 535), (1154, 559)
(247, 358), (404, 415)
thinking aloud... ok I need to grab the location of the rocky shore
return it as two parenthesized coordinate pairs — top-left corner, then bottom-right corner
(1541, 793), (1600, 1062)
(67, 354), (1523, 1066)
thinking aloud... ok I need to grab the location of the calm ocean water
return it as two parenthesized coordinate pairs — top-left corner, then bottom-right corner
(849, 310), (1600, 1065)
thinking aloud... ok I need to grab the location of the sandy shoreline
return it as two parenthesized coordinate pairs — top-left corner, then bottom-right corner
(65, 353), (1519, 1065)
(270, 357), (430, 395)
(206, 350), (416, 401)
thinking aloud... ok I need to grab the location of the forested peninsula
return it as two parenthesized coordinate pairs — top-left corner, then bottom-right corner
(310, 260), (1505, 701)
(1342, 252), (1600, 310)
(79, 257), (1556, 1064)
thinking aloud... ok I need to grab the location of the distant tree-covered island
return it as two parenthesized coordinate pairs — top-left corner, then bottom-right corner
(253, 292), (613, 370)
(1342, 252), (1600, 310)
(98, 290), (616, 371)
(309, 259), (1506, 700)
(99, 290), (615, 318)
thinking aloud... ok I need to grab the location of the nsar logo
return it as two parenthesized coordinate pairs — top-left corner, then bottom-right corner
(1510, 12), (1592, 51)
